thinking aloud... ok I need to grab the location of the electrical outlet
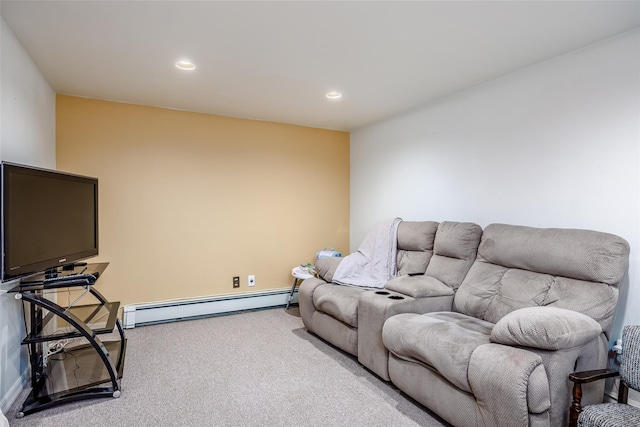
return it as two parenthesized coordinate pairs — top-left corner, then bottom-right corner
(248, 275), (255, 287)
(233, 276), (240, 288)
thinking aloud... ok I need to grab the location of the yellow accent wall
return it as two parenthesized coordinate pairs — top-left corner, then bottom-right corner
(56, 95), (349, 305)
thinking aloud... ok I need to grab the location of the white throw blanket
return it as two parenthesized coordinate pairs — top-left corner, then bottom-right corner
(332, 218), (402, 288)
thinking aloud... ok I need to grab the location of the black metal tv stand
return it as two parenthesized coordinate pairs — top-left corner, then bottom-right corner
(9, 262), (126, 417)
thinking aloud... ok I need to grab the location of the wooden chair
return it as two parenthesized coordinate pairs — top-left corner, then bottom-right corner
(568, 325), (640, 427)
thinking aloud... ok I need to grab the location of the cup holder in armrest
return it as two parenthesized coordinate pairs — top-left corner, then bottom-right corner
(375, 291), (390, 295)
(388, 295), (404, 300)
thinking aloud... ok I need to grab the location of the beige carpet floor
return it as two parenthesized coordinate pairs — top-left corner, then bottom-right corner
(7, 307), (449, 426)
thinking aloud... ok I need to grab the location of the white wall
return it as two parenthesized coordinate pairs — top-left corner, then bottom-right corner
(352, 29), (639, 345)
(0, 17), (56, 414)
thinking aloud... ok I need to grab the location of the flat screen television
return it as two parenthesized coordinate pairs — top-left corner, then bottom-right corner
(1, 162), (98, 281)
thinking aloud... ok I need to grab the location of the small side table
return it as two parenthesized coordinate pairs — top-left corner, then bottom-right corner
(286, 267), (314, 309)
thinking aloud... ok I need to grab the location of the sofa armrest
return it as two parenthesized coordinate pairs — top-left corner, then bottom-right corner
(385, 275), (454, 298)
(490, 307), (602, 350)
(298, 277), (330, 330)
(469, 343), (550, 426)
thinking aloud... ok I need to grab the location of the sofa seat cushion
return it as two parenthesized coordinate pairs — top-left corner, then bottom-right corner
(382, 311), (494, 393)
(313, 284), (367, 328)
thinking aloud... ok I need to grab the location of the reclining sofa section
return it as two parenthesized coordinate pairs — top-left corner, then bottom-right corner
(299, 222), (630, 427)
(299, 221), (483, 380)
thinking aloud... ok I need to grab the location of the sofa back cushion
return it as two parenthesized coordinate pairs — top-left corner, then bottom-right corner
(426, 221), (482, 289)
(396, 221), (438, 276)
(454, 224), (630, 334)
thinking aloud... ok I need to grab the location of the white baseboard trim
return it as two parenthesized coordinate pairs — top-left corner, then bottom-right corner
(123, 288), (297, 328)
(1, 367), (29, 415)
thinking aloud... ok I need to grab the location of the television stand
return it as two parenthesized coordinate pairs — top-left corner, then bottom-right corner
(9, 262), (126, 417)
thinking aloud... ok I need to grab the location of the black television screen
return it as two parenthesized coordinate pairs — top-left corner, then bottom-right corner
(1, 162), (98, 281)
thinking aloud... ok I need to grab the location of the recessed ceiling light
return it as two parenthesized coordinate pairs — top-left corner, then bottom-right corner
(326, 91), (342, 99)
(175, 60), (196, 71)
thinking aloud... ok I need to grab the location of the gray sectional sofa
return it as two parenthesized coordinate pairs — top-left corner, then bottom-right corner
(298, 221), (630, 427)
(299, 221), (483, 380)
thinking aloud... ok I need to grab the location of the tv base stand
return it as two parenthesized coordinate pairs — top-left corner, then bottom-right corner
(9, 262), (126, 417)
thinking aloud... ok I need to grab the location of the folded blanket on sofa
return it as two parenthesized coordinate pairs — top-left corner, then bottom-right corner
(332, 217), (402, 288)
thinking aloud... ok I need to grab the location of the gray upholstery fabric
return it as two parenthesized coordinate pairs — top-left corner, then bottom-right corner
(397, 221), (438, 251)
(483, 268), (554, 321)
(490, 307), (602, 350)
(358, 291), (454, 380)
(433, 221), (483, 260)
(396, 221), (439, 276)
(425, 221), (482, 288)
(303, 222), (629, 427)
(469, 344), (550, 426)
(357, 219), (481, 382)
(396, 250), (431, 276)
(532, 341), (605, 426)
(307, 309), (358, 355)
(383, 223), (629, 427)
(477, 224), (629, 285)
(299, 220), (442, 365)
(383, 312), (494, 393)
(542, 277), (619, 336)
(315, 257), (342, 283)
(388, 353), (482, 427)
(454, 223), (629, 335)
(453, 261), (507, 319)
(298, 277), (328, 333)
(313, 284), (366, 328)
(384, 275), (454, 298)
(528, 363), (552, 414)
(302, 220), (481, 386)
(385, 313), (606, 427)
(299, 277), (359, 354)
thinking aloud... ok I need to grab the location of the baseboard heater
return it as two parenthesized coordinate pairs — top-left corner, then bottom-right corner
(122, 288), (296, 328)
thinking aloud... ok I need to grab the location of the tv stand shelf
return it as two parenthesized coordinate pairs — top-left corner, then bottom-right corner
(9, 262), (126, 417)
(23, 300), (121, 343)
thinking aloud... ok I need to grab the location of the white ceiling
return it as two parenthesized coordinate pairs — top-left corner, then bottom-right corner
(2, 1), (639, 131)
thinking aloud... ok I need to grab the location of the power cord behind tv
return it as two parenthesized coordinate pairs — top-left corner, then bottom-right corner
(46, 339), (72, 359)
